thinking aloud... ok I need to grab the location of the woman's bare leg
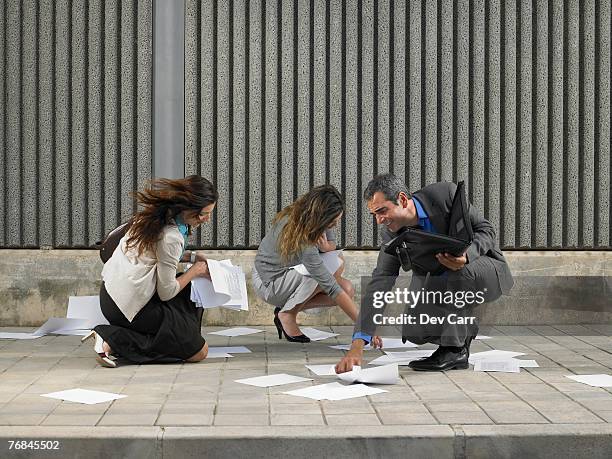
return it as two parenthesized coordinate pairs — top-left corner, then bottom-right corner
(186, 343), (209, 362)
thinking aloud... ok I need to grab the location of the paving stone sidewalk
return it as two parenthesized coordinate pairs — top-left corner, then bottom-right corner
(1, 324), (612, 430)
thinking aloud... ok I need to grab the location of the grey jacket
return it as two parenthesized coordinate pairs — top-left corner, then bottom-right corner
(354, 181), (513, 336)
(254, 218), (342, 299)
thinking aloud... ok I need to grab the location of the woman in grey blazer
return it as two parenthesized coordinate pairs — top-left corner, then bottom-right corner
(252, 185), (358, 342)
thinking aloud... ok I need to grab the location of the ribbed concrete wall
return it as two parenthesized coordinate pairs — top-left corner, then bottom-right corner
(185, 0), (611, 250)
(0, 0), (153, 248)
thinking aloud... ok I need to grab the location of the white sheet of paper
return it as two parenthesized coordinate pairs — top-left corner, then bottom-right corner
(516, 359), (539, 368)
(41, 388), (127, 405)
(209, 327), (264, 337)
(208, 346), (252, 354)
(337, 364), (399, 385)
(566, 374), (612, 387)
(468, 350), (526, 364)
(473, 359), (521, 373)
(0, 332), (40, 340)
(205, 349), (234, 359)
(329, 344), (372, 351)
(380, 337), (418, 349)
(305, 364), (338, 376)
(301, 328), (339, 341)
(292, 250), (343, 276)
(283, 382), (346, 400)
(326, 383), (388, 400)
(368, 350), (435, 366)
(191, 259), (249, 311)
(235, 374), (312, 387)
(475, 335), (492, 340)
(66, 296), (109, 326)
(33, 318), (94, 336)
(53, 329), (91, 336)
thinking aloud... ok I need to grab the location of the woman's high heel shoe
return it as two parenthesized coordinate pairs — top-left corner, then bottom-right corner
(81, 330), (117, 368)
(273, 307), (310, 343)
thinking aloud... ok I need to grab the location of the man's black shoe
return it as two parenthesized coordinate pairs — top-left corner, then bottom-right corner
(408, 345), (469, 371)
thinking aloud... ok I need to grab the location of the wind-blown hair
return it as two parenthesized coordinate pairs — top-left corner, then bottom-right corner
(273, 185), (344, 261)
(126, 175), (218, 255)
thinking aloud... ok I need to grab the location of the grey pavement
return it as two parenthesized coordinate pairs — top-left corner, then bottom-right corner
(1, 324), (612, 458)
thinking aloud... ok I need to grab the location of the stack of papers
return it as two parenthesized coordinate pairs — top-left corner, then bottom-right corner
(284, 382), (387, 401)
(566, 374), (612, 387)
(209, 327), (264, 337)
(191, 259), (249, 311)
(470, 350), (538, 373)
(301, 328), (339, 341)
(235, 374), (312, 387)
(292, 250), (343, 276)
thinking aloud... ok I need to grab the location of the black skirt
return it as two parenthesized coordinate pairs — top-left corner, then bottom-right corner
(94, 279), (205, 364)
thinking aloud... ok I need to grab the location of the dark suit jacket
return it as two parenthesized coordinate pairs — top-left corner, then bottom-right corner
(354, 181), (513, 337)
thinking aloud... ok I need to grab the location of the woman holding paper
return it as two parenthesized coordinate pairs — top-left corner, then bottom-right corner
(252, 185), (358, 342)
(83, 176), (217, 367)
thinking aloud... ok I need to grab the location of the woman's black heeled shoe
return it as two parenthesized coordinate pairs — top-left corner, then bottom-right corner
(273, 307), (310, 343)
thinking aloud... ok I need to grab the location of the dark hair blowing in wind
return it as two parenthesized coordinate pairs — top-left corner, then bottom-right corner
(126, 175), (218, 255)
(273, 185), (344, 261)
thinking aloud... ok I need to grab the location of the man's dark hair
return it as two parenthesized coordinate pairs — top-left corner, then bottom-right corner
(363, 173), (411, 204)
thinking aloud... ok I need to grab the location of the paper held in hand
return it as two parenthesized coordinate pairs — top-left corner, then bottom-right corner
(190, 259), (249, 311)
(292, 250), (343, 276)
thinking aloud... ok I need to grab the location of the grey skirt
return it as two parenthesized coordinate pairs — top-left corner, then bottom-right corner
(252, 268), (320, 313)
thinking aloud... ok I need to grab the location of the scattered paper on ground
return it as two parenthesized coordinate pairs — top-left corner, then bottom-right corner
(368, 350), (434, 366)
(468, 350), (526, 364)
(284, 382), (387, 401)
(67, 296), (109, 326)
(33, 318), (95, 337)
(336, 364), (399, 385)
(474, 359), (520, 373)
(566, 374), (612, 387)
(41, 388), (127, 405)
(305, 364), (338, 376)
(235, 374), (312, 387)
(209, 327), (264, 337)
(0, 332), (40, 340)
(301, 328), (339, 341)
(208, 346), (252, 354)
(205, 349), (234, 359)
(475, 335), (491, 340)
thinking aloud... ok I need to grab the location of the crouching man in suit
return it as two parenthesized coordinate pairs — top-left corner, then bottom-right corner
(336, 174), (513, 372)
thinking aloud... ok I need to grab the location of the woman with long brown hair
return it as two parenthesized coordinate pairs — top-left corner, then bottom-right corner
(252, 185), (358, 342)
(83, 175), (218, 367)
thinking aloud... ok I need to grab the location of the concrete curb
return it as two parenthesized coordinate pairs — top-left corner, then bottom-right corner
(1, 425), (611, 458)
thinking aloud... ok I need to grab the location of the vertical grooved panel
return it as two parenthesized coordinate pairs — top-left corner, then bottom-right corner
(7, 0), (22, 246)
(248, 0), (263, 246)
(408, 0), (422, 191)
(345, 0), (358, 247)
(297, 0), (310, 198)
(233, 0), (246, 246)
(440, 0), (454, 184)
(328, 0), (342, 242)
(471, 0), (485, 214)
(312, 0), (326, 187)
(280, 0), (294, 209)
(565, 0), (579, 246)
(1, 0), (152, 248)
(534, 0), (549, 247)
(361, 0), (374, 247)
(216, 0), (230, 246)
(598, 0), (611, 246)
(424, 0), (437, 186)
(581, 0), (595, 246)
(39, 0), (54, 247)
(22, 0), (38, 246)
